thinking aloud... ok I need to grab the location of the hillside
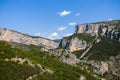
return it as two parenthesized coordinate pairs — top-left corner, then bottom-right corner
(59, 20), (120, 80)
(0, 41), (97, 80)
(84, 36), (120, 60)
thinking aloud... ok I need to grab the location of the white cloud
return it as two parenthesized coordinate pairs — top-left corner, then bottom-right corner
(69, 22), (76, 26)
(57, 10), (71, 16)
(57, 26), (66, 31)
(108, 18), (112, 21)
(34, 33), (41, 36)
(63, 33), (73, 37)
(48, 32), (59, 40)
(76, 13), (80, 16)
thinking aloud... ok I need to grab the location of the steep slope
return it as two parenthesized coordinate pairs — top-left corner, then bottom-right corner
(84, 36), (120, 60)
(59, 33), (95, 52)
(0, 28), (58, 49)
(79, 34), (98, 59)
(75, 36), (120, 80)
(59, 20), (120, 80)
(60, 20), (120, 53)
(0, 41), (97, 80)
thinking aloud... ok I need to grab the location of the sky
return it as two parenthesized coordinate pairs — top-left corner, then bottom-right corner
(0, 0), (120, 39)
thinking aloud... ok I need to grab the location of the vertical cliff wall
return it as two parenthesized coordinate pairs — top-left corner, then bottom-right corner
(76, 20), (120, 38)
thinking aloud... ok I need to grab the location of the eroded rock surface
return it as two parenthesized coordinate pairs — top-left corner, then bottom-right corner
(0, 28), (58, 49)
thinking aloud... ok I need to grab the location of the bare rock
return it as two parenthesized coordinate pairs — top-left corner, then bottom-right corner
(0, 28), (58, 49)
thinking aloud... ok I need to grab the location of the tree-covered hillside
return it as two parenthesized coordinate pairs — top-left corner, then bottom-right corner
(0, 41), (97, 80)
(85, 37), (120, 60)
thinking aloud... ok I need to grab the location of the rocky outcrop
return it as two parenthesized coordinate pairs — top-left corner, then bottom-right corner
(89, 61), (109, 75)
(76, 20), (120, 40)
(79, 75), (86, 80)
(50, 49), (80, 65)
(0, 28), (58, 49)
(5, 56), (54, 80)
(76, 24), (103, 35)
(69, 38), (87, 52)
(78, 53), (120, 80)
(59, 51), (80, 65)
(60, 20), (120, 52)
(5, 56), (35, 67)
(59, 34), (94, 52)
(59, 37), (87, 52)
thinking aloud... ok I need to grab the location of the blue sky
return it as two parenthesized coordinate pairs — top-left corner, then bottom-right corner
(0, 0), (120, 39)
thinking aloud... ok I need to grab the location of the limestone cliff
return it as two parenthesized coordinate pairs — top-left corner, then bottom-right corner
(60, 20), (120, 52)
(59, 37), (87, 52)
(76, 20), (120, 39)
(0, 28), (58, 49)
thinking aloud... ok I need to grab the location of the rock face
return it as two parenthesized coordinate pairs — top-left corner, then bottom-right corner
(78, 54), (120, 80)
(59, 37), (87, 52)
(69, 38), (87, 52)
(50, 49), (80, 65)
(85, 55), (120, 79)
(76, 20), (120, 40)
(60, 20), (120, 52)
(0, 28), (58, 49)
(76, 24), (102, 35)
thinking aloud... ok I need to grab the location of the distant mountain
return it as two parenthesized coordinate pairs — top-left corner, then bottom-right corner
(53, 39), (61, 43)
(0, 28), (58, 49)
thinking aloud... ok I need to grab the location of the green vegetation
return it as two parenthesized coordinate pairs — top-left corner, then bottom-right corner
(0, 61), (38, 80)
(73, 50), (85, 59)
(85, 37), (120, 61)
(69, 33), (95, 58)
(8, 42), (44, 52)
(0, 41), (98, 80)
(64, 33), (95, 44)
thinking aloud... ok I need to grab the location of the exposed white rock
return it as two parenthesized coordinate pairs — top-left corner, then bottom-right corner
(50, 49), (80, 65)
(69, 37), (87, 52)
(5, 56), (34, 67)
(26, 74), (37, 80)
(60, 37), (87, 52)
(76, 24), (99, 34)
(0, 28), (58, 49)
(60, 52), (80, 65)
(5, 56), (54, 75)
(76, 21), (120, 41)
(79, 75), (86, 80)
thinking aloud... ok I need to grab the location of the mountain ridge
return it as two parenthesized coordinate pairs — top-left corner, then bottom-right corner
(0, 28), (58, 49)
